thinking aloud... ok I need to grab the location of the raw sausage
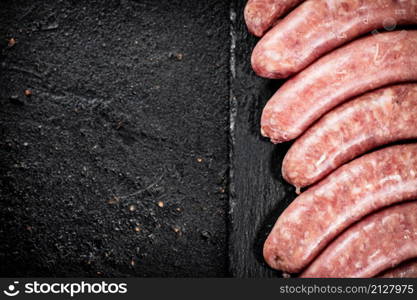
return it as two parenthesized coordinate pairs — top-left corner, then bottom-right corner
(252, 0), (417, 78)
(263, 144), (417, 273)
(244, 0), (304, 37)
(379, 259), (417, 278)
(282, 84), (417, 189)
(266, 144), (417, 273)
(301, 201), (417, 278)
(260, 30), (417, 144)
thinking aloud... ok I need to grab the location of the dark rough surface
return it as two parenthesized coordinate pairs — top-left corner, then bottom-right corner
(229, 0), (296, 278)
(0, 0), (230, 277)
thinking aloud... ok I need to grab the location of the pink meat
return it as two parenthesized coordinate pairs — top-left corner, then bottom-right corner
(301, 201), (417, 278)
(379, 259), (417, 278)
(244, 0), (304, 37)
(260, 30), (417, 144)
(264, 144), (417, 273)
(283, 84), (417, 189)
(252, 0), (417, 78)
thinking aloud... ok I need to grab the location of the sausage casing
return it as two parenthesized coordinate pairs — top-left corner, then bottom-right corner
(302, 201), (417, 278)
(261, 31), (417, 144)
(379, 259), (417, 278)
(264, 144), (417, 273)
(252, 0), (417, 78)
(283, 84), (417, 189)
(244, 0), (304, 37)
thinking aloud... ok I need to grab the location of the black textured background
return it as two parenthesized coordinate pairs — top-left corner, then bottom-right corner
(228, 0), (294, 278)
(0, 0), (230, 277)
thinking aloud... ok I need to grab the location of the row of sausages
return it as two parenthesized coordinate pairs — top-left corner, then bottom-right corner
(244, 0), (417, 277)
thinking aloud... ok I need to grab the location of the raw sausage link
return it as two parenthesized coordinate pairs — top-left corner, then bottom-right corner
(263, 144), (417, 273)
(379, 259), (417, 278)
(283, 84), (417, 189)
(252, 0), (417, 78)
(244, 0), (304, 37)
(301, 201), (417, 278)
(261, 30), (417, 144)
